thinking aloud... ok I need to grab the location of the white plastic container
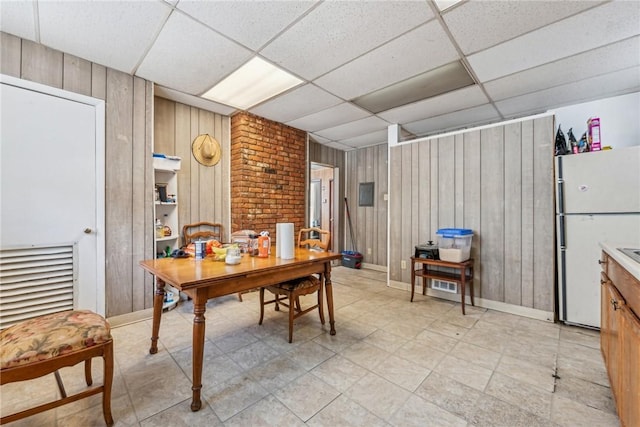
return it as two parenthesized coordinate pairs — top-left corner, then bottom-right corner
(436, 228), (473, 262)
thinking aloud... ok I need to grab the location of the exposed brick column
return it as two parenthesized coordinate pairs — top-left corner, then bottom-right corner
(230, 112), (306, 242)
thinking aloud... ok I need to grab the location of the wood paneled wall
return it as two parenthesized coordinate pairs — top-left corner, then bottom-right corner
(389, 115), (555, 311)
(345, 144), (388, 266)
(154, 97), (231, 240)
(309, 141), (346, 255)
(1, 32), (154, 317)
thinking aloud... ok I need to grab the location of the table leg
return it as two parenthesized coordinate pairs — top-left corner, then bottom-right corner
(191, 292), (206, 411)
(410, 260), (416, 302)
(422, 264), (427, 295)
(469, 265), (475, 307)
(324, 264), (336, 336)
(460, 267), (466, 315)
(149, 277), (165, 354)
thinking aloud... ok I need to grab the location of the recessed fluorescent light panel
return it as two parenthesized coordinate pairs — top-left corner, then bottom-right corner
(352, 61), (475, 114)
(201, 57), (303, 110)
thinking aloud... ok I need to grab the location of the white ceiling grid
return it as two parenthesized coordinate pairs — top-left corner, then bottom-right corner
(1, 0), (638, 150)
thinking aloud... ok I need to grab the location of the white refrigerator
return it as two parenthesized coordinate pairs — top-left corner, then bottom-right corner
(555, 146), (640, 328)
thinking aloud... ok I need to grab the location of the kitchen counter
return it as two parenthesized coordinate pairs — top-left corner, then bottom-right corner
(600, 242), (640, 281)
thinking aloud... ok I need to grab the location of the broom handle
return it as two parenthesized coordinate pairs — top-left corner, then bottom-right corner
(344, 197), (357, 251)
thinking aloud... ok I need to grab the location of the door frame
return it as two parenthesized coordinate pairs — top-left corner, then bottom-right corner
(1, 74), (106, 315)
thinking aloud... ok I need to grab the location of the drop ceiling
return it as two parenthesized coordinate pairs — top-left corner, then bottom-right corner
(1, 0), (638, 151)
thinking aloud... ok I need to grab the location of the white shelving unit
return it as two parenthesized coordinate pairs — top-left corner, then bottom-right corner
(153, 154), (181, 310)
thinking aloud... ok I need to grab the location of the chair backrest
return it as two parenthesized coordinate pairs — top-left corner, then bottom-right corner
(182, 222), (223, 247)
(297, 227), (330, 252)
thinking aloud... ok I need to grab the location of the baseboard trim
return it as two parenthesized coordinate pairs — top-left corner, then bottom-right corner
(360, 263), (387, 272)
(388, 280), (554, 322)
(108, 308), (153, 328)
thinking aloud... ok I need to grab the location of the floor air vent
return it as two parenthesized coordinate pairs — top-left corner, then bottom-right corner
(431, 279), (457, 294)
(0, 244), (76, 330)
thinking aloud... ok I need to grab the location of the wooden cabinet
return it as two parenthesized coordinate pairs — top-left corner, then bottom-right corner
(600, 251), (640, 427)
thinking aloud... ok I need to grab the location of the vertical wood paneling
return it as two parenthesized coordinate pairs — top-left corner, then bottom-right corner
(417, 141), (430, 242)
(409, 143), (420, 280)
(480, 126), (505, 302)
(21, 40), (63, 88)
(153, 97), (175, 154)
(62, 54), (91, 96)
(521, 120), (535, 308)
(376, 144), (388, 265)
(144, 81), (154, 308)
(464, 130), (482, 297)
(174, 103), (191, 241)
(10, 34), (154, 317)
(189, 107), (200, 223)
(1, 33), (21, 77)
(454, 134), (464, 226)
(401, 144), (413, 283)
(105, 69), (134, 316)
(504, 122), (523, 305)
(533, 116), (555, 311)
(429, 140), (439, 238)
(91, 64), (107, 101)
(131, 77), (148, 311)
(438, 136), (455, 226)
(389, 145), (402, 280)
(155, 98), (231, 246)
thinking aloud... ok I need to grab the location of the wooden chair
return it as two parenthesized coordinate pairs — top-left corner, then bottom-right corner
(0, 310), (114, 426)
(182, 221), (223, 247)
(259, 228), (330, 343)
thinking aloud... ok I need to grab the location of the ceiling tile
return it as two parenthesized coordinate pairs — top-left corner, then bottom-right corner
(176, 0), (318, 50)
(467, 1), (640, 82)
(249, 83), (342, 124)
(403, 104), (501, 137)
(260, 1), (433, 80)
(0, 1), (36, 41)
(324, 141), (355, 151)
(38, 1), (172, 74)
(136, 12), (252, 95)
(378, 85), (488, 124)
(314, 20), (458, 100)
(286, 103), (370, 132)
(313, 116), (390, 141)
(495, 67), (640, 118)
(339, 129), (389, 149)
(485, 37), (640, 101)
(155, 85), (237, 116)
(443, 0), (602, 55)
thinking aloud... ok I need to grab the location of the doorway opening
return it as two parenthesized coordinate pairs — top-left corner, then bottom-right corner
(309, 163), (335, 252)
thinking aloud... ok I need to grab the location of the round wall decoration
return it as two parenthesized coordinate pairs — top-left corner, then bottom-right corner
(192, 134), (221, 167)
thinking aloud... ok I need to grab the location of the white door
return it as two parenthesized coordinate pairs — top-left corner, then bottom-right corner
(0, 76), (105, 323)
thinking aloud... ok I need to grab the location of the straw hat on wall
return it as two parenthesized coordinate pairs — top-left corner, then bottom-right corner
(192, 134), (221, 167)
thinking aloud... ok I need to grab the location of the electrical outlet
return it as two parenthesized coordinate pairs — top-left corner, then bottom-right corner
(401, 260), (407, 269)
(367, 248), (372, 255)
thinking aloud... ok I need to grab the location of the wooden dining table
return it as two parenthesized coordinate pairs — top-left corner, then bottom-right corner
(139, 248), (342, 411)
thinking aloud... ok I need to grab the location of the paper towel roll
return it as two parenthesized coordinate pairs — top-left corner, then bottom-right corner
(277, 223), (295, 259)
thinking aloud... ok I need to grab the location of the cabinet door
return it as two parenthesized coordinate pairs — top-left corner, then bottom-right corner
(619, 305), (640, 427)
(602, 281), (623, 408)
(600, 272), (611, 362)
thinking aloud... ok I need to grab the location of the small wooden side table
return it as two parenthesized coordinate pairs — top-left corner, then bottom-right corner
(410, 257), (475, 314)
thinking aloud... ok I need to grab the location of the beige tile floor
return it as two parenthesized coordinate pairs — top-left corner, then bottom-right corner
(1, 267), (620, 426)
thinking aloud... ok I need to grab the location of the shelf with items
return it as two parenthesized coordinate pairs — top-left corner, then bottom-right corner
(153, 156), (180, 258)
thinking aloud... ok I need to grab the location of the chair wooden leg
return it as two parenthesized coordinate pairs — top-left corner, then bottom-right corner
(274, 294), (280, 311)
(102, 341), (114, 427)
(288, 293), (295, 343)
(238, 292), (243, 302)
(54, 371), (67, 398)
(317, 284), (325, 325)
(259, 288), (265, 325)
(84, 358), (93, 386)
